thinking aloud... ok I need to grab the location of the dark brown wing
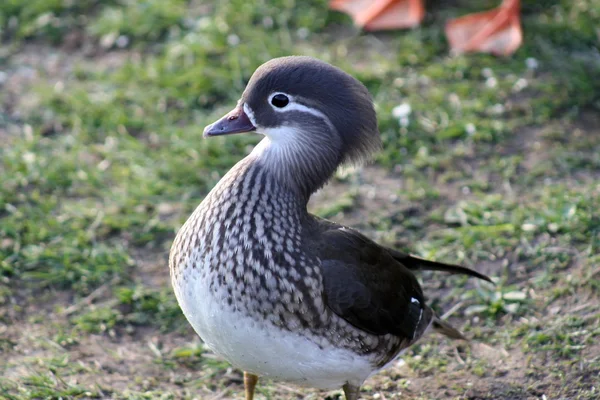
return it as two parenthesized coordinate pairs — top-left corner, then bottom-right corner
(314, 225), (432, 340)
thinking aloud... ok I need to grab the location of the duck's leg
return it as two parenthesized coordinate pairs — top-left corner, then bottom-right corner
(445, 0), (522, 56)
(329, 0), (425, 31)
(342, 383), (361, 400)
(243, 371), (258, 400)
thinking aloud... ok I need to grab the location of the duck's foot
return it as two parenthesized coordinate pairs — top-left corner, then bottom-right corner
(329, 0), (425, 31)
(445, 0), (522, 56)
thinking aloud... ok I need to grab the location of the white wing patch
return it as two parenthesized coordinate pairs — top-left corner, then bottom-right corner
(411, 297), (423, 339)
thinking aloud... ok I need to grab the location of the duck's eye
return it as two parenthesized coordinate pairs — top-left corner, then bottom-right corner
(271, 94), (289, 108)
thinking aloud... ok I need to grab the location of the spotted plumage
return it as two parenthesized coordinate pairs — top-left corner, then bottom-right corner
(169, 56), (491, 400)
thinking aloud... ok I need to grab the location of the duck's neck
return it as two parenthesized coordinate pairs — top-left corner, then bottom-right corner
(250, 136), (340, 203)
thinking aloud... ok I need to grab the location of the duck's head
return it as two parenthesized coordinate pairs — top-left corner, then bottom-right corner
(204, 56), (381, 197)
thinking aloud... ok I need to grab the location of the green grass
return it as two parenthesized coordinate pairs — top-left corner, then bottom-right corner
(1, 0), (599, 398)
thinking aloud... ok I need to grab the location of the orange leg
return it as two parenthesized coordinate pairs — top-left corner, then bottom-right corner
(329, 0), (425, 31)
(243, 371), (258, 400)
(445, 0), (522, 56)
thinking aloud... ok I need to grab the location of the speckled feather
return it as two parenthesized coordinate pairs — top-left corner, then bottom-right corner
(170, 154), (413, 370)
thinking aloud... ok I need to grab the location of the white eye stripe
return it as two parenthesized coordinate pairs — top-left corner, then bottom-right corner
(284, 103), (337, 135)
(278, 102), (328, 120)
(268, 92), (336, 134)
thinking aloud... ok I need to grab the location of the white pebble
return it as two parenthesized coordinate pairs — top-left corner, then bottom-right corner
(296, 27), (309, 39)
(521, 223), (536, 232)
(227, 34), (240, 46)
(485, 76), (498, 88)
(465, 123), (476, 135)
(100, 32), (117, 48)
(54, 81), (64, 93)
(116, 35), (129, 48)
(513, 78), (528, 92)
(22, 152), (36, 164)
(392, 103), (412, 119)
(491, 104), (505, 114)
(526, 57), (539, 70)
(262, 16), (274, 28)
(482, 67), (494, 78)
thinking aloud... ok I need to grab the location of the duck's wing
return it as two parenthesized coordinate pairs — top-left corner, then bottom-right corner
(314, 225), (433, 340)
(310, 216), (491, 340)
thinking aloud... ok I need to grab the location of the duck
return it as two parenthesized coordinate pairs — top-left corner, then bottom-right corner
(169, 56), (491, 400)
(329, 0), (522, 56)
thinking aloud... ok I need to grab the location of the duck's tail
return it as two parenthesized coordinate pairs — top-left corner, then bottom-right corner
(387, 249), (493, 283)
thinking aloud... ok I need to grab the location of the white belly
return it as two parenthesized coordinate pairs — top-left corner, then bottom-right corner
(172, 270), (375, 389)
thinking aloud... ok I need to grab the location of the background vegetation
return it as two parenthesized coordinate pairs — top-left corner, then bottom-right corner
(1, 0), (599, 398)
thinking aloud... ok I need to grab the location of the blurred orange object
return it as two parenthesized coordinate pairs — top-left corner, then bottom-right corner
(445, 0), (522, 56)
(329, 0), (425, 30)
(329, 0), (522, 56)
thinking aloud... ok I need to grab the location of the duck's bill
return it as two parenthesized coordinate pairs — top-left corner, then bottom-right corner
(203, 106), (256, 137)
